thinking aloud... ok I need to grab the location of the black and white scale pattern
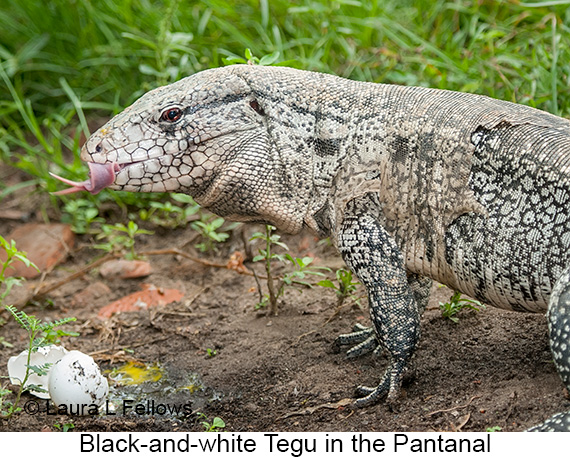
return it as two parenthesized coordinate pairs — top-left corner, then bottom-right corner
(338, 199), (420, 407)
(445, 122), (570, 312)
(78, 65), (570, 431)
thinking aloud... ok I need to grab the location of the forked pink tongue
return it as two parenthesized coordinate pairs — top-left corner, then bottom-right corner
(50, 162), (119, 195)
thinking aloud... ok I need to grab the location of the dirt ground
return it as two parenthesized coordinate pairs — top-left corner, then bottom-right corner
(0, 172), (568, 433)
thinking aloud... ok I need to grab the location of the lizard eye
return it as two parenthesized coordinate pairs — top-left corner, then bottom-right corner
(249, 99), (265, 115)
(160, 107), (183, 123)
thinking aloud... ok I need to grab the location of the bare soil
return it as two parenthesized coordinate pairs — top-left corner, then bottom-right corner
(0, 175), (568, 433)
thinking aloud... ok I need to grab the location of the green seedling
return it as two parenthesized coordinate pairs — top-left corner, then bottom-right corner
(439, 291), (485, 323)
(223, 48), (295, 67)
(205, 348), (217, 358)
(251, 225), (329, 315)
(317, 268), (361, 308)
(42, 321), (80, 345)
(0, 235), (39, 303)
(191, 213), (236, 253)
(281, 254), (330, 289)
(61, 198), (105, 234)
(486, 426), (502, 432)
(0, 384), (12, 420)
(93, 221), (153, 260)
(54, 421), (75, 432)
(138, 193), (200, 229)
(0, 236), (38, 352)
(197, 412), (226, 432)
(250, 225), (285, 313)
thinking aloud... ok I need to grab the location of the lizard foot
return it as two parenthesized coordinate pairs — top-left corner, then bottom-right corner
(354, 369), (400, 411)
(332, 323), (381, 358)
(333, 324), (404, 409)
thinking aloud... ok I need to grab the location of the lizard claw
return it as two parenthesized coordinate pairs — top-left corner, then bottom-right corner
(355, 385), (377, 398)
(333, 324), (380, 358)
(353, 376), (391, 408)
(353, 361), (404, 410)
(334, 322), (408, 410)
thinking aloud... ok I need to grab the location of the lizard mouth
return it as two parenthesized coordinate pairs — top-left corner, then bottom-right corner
(49, 162), (124, 195)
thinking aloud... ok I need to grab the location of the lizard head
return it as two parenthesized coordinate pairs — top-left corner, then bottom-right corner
(50, 66), (317, 233)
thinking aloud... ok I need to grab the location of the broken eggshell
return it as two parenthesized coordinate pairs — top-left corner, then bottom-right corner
(7, 345), (68, 399)
(48, 350), (108, 413)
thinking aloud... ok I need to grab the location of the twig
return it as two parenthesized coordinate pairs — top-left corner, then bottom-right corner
(293, 329), (317, 346)
(141, 248), (227, 269)
(277, 398), (353, 421)
(322, 299), (361, 326)
(158, 311), (207, 318)
(140, 248), (268, 279)
(30, 246), (330, 303)
(251, 268), (265, 304)
(33, 253), (121, 298)
(427, 395), (481, 416)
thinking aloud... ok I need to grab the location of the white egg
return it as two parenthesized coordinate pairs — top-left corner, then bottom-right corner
(48, 350), (108, 414)
(7, 345), (68, 399)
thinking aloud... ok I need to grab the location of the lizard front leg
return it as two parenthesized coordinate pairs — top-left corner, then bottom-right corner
(333, 274), (431, 359)
(336, 201), (421, 408)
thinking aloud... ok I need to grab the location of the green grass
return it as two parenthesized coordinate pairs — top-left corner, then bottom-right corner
(1, 0), (569, 205)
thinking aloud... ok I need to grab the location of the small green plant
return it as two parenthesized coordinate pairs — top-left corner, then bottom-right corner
(54, 421), (75, 432)
(251, 225), (290, 313)
(0, 235), (39, 303)
(0, 385), (12, 418)
(439, 291), (485, 323)
(197, 412), (226, 432)
(138, 193), (200, 229)
(251, 225), (329, 314)
(223, 48), (294, 67)
(94, 221), (153, 259)
(0, 235), (37, 372)
(486, 425), (502, 432)
(1, 305), (77, 420)
(191, 214), (236, 253)
(61, 198), (104, 234)
(205, 348), (217, 358)
(317, 268), (361, 308)
(42, 321), (80, 344)
(281, 254), (330, 289)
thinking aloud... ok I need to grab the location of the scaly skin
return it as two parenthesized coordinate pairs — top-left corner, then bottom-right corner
(53, 65), (570, 430)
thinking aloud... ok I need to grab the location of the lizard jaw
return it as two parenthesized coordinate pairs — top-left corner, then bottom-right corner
(49, 161), (122, 195)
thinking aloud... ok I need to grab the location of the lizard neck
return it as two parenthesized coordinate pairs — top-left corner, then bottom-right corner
(304, 80), (394, 238)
